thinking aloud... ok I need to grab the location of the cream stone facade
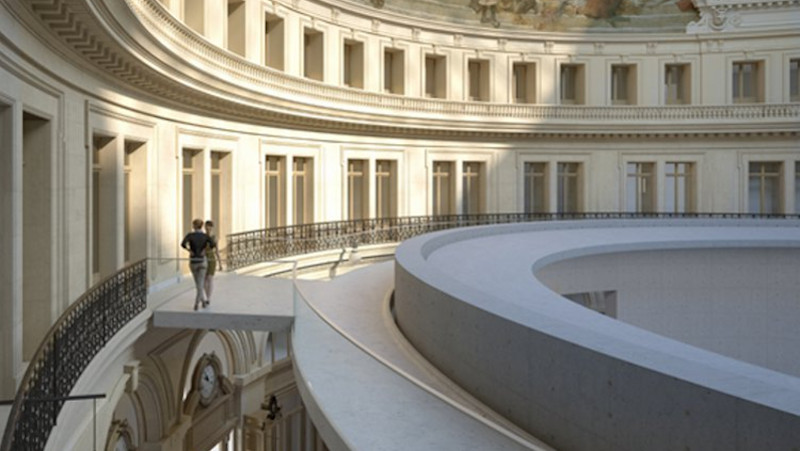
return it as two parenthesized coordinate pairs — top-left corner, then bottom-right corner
(0, 0), (798, 449)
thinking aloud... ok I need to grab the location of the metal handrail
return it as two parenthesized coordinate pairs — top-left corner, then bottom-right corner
(4, 213), (797, 450)
(226, 212), (800, 270)
(1, 259), (148, 451)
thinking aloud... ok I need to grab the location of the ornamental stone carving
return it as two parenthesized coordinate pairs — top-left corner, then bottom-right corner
(687, 2), (742, 32)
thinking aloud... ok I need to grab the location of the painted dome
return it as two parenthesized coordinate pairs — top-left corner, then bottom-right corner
(350, 0), (698, 31)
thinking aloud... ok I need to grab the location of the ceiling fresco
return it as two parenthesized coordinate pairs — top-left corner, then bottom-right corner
(362, 0), (698, 31)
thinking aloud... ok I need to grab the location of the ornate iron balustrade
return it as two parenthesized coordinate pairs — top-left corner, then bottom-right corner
(1, 259), (148, 451)
(225, 212), (799, 270)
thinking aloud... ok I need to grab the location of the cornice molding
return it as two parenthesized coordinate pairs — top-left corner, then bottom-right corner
(2, 0), (799, 140)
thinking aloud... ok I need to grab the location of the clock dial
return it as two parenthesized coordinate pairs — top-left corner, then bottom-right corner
(114, 436), (129, 451)
(198, 362), (217, 404)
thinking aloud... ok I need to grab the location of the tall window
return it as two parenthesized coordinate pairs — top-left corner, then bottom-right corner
(293, 157), (313, 224)
(665, 162), (694, 213)
(432, 161), (454, 215)
(462, 162), (483, 214)
(123, 147), (131, 263)
(468, 59), (489, 101)
(347, 159), (368, 220)
(265, 155), (285, 228)
(557, 162), (581, 213)
(184, 0), (204, 35)
(210, 151), (231, 237)
(343, 40), (364, 88)
(524, 162), (546, 213)
(227, 1), (245, 57)
(665, 64), (690, 105)
(611, 65), (633, 105)
(264, 14), (284, 70)
(733, 61), (762, 103)
(91, 139), (103, 275)
(748, 162), (782, 214)
(182, 148), (201, 236)
(796, 162), (800, 214)
(560, 64), (584, 105)
(303, 28), (323, 81)
(123, 141), (147, 264)
(513, 62), (536, 104)
(790, 59), (799, 102)
(384, 48), (405, 94)
(375, 160), (397, 218)
(626, 163), (655, 213)
(425, 54), (446, 99)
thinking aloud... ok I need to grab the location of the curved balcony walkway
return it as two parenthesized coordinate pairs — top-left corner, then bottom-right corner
(293, 262), (552, 450)
(150, 261), (551, 449)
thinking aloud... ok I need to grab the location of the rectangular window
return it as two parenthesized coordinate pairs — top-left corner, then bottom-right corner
(557, 162), (581, 213)
(182, 148), (201, 236)
(184, 0), (205, 35)
(384, 48), (405, 94)
(264, 14), (284, 70)
(513, 62), (536, 104)
(343, 40), (364, 88)
(304, 28), (323, 81)
(790, 59), (799, 102)
(210, 151), (229, 233)
(733, 61), (763, 103)
(293, 157), (313, 224)
(347, 159), (368, 220)
(123, 149), (131, 263)
(462, 162), (483, 214)
(91, 138), (104, 275)
(664, 162), (694, 213)
(748, 162), (782, 214)
(524, 162), (546, 214)
(611, 65), (635, 105)
(425, 54), (446, 99)
(665, 64), (690, 105)
(227, 0), (246, 57)
(375, 160), (397, 218)
(468, 59), (489, 101)
(626, 163), (655, 213)
(123, 141), (146, 264)
(560, 64), (584, 105)
(265, 155), (285, 228)
(432, 161), (454, 215)
(796, 162), (800, 214)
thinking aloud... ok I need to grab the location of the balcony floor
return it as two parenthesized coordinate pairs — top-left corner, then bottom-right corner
(152, 273), (296, 331)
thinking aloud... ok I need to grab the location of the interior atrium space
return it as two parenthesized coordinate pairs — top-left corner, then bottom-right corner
(0, 0), (799, 449)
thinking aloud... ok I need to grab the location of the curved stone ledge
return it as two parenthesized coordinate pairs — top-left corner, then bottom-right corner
(394, 219), (800, 451)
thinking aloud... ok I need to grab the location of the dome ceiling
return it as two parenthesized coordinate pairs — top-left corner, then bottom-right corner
(356, 0), (698, 31)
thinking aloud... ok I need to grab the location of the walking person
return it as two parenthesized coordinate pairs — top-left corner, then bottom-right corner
(181, 218), (215, 310)
(204, 220), (223, 304)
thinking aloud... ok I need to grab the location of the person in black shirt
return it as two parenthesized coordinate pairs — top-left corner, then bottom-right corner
(181, 218), (215, 310)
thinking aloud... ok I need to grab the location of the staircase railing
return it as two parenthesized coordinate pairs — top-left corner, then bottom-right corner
(1, 259), (148, 451)
(225, 212), (799, 270)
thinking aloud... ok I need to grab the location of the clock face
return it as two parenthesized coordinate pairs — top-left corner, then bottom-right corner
(114, 436), (130, 451)
(198, 363), (217, 405)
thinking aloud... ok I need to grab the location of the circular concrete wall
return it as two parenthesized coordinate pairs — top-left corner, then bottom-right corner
(394, 219), (800, 451)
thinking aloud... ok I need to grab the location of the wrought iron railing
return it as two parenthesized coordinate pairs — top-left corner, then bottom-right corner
(225, 212), (799, 270)
(1, 259), (148, 451)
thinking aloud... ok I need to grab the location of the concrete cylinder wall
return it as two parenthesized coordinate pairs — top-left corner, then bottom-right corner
(394, 220), (800, 451)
